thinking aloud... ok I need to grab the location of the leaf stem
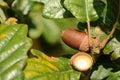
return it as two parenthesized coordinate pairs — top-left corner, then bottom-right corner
(87, 21), (93, 49)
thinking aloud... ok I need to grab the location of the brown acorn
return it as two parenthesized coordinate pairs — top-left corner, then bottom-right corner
(62, 29), (89, 51)
(70, 52), (93, 71)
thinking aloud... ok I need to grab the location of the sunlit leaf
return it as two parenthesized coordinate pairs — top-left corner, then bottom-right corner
(64, 0), (98, 22)
(31, 0), (73, 18)
(107, 71), (120, 80)
(90, 65), (113, 80)
(30, 0), (48, 3)
(0, 21), (32, 80)
(0, 0), (8, 7)
(24, 49), (81, 80)
(0, 8), (6, 23)
(42, 0), (66, 18)
(12, 0), (33, 15)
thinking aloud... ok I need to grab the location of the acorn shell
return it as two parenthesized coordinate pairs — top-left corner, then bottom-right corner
(62, 29), (89, 51)
(70, 52), (93, 71)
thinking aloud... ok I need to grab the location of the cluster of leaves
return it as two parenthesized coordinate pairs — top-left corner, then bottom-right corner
(0, 0), (120, 80)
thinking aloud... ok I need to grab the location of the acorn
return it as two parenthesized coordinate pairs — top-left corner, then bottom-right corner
(62, 29), (89, 51)
(70, 52), (93, 71)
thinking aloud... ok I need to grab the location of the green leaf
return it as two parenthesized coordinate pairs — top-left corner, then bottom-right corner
(42, 0), (66, 18)
(64, 0), (98, 22)
(28, 3), (44, 39)
(0, 8), (7, 23)
(107, 71), (120, 80)
(90, 65), (113, 80)
(42, 19), (61, 44)
(0, 22), (32, 80)
(12, 0), (33, 15)
(90, 26), (107, 41)
(28, 4), (61, 44)
(31, 0), (66, 18)
(31, 0), (73, 18)
(24, 49), (81, 80)
(30, 0), (48, 3)
(103, 38), (120, 60)
(100, 0), (107, 22)
(0, 0), (8, 7)
(4, 0), (14, 6)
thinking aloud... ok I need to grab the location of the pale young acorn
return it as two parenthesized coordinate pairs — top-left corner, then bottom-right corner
(70, 52), (93, 71)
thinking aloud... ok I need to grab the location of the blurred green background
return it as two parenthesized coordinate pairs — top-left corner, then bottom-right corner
(10, 0), (79, 56)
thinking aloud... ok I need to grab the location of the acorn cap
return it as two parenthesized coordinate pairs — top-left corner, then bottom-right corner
(62, 29), (89, 51)
(70, 52), (93, 71)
